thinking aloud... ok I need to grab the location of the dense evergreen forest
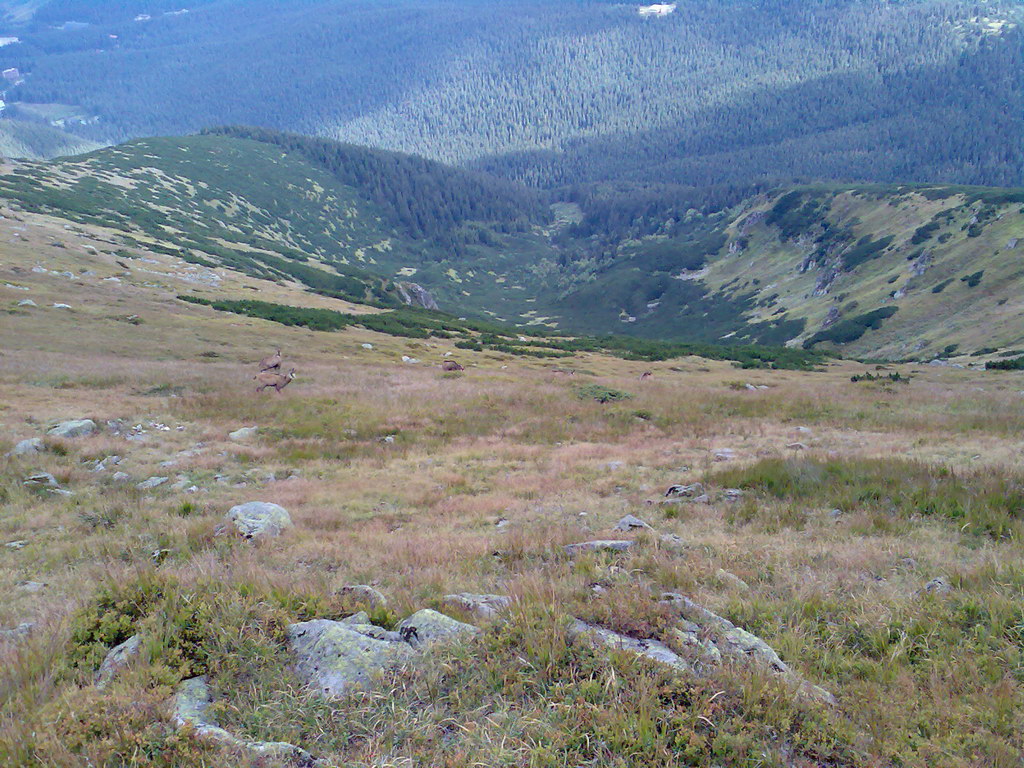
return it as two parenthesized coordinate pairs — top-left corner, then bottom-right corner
(0, 0), (1020, 202)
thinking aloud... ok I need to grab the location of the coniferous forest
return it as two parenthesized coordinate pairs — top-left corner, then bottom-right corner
(0, 0), (1020, 203)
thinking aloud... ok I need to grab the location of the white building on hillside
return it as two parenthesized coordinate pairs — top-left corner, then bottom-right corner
(638, 3), (677, 17)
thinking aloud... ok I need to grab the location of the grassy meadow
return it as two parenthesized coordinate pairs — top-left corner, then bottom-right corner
(0, 208), (1023, 767)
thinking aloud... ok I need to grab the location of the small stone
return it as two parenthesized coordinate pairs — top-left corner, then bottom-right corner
(17, 299), (36, 307)
(111, 472), (131, 483)
(361, 343), (374, 350)
(24, 472), (58, 487)
(337, 585), (388, 607)
(786, 442), (808, 451)
(5, 540), (28, 549)
(229, 426), (258, 441)
(606, 461), (625, 471)
(612, 514), (653, 532)
(137, 476), (169, 490)
(713, 449), (735, 462)
(659, 533), (685, 549)
(226, 501), (293, 538)
(722, 488), (744, 502)
(564, 540), (634, 555)
(0, 622), (34, 642)
(665, 483), (704, 498)
(442, 593), (511, 620)
(17, 581), (46, 593)
(52, 303), (72, 309)
(10, 438), (44, 456)
(924, 577), (952, 595)
(47, 419), (97, 438)
(692, 494), (712, 504)
(715, 569), (750, 592)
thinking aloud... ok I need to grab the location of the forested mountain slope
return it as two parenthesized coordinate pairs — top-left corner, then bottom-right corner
(2, 131), (1024, 362)
(0, 0), (1020, 197)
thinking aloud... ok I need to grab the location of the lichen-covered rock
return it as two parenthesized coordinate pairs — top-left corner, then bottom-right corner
(174, 676), (315, 765)
(137, 476), (169, 490)
(288, 619), (416, 697)
(443, 593), (511, 620)
(397, 609), (478, 648)
(564, 540), (634, 556)
(229, 426), (258, 441)
(226, 501), (292, 538)
(96, 634), (142, 688)
(24, 472), (58, 487)
(47, 419), (97, 438)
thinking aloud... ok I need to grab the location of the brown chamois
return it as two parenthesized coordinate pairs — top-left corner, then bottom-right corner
(258, 349), (282, 372)
(639, 371), (653, 381)
(254, 368), (296, 393)
(441, 360), (465, 372)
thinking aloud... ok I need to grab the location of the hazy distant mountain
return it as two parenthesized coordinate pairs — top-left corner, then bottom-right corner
(0, 0), (1019, 197)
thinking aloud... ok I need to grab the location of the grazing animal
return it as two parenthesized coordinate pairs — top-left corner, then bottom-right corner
(441, 360), (465, 372)
(254, 368), (296, 393)
(258, 349), (282, 372)
(640, 371), (653, 381)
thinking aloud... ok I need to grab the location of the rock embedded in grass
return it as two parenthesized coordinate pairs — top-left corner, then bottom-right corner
(226, 501), (293, 538)
(228, 426), (258, 441)
(96, 634), (142, 688)
(564, 540), (635, 555)
(442, 593), (511, 620)
(397, 609), (479, 648)
(24, 472), (58, 487)
(287, 619), (417, 696)
(10, 438), (44, 456)
(612, 514), (653, 532)
(665, 482), (704, 498)
(136, 476), (169, 490)
(173, 676), (316, 765)
(47, 419), (97, 438)
(336, 584), (388, 607)
(0, 622), (34, 642)
(924, 576), (952, 594)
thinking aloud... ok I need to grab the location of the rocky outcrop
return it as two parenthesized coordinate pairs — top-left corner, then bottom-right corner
(226, 502), (292, 538)
(568, 620), (700, 675)
(612, 515), (652, 532)
(10, 438), (44, 456)
(397, 282), (439, 311)
(174, 676), (316, 766)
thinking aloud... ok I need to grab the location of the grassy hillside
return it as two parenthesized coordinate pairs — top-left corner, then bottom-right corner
(2, 132), (1024, 361)
(0, 117), (99, 158)
(2, 195), (1024, 767)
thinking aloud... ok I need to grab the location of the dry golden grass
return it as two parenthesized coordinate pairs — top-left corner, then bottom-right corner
(1, 211), (1022, 767)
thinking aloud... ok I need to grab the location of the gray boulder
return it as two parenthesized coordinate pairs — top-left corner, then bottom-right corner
(397, 609), (479, 648)
(228, 426), (258, 441)
(442, 593), (511, 620)
(568, 619), (700, 675)
(174, 676), (315, 766)
(925, 576), (952, 595)
(226, 501), (292, 538)
(137, 476), (169, 490)
(564, 540), (634, 556)
(665, 483), (704, 499)
(96, 634), (142, 688)
(11, 438), (44, 456)
(47, 419), (97, 439)
(612, 514), (653, 532)
(287, 619), (416, 697)
(0, 622), (34, 642)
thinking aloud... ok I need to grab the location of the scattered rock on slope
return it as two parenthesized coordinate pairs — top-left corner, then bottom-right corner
(613, 514), (653, 532)
(287, 618), (417, 697)
(228, 426), (258, 441)
(174, 676), (316, 766)
(226, 501), (292, 538)
(48, 419), (97, 438)
(10, 438), (44, 456)
(442, 593), (511, 620)
(337, 584), (388, 607)
(564, 540), (634, 555)
(96, 634), (142, 688)
(397, 609), (479, 648)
